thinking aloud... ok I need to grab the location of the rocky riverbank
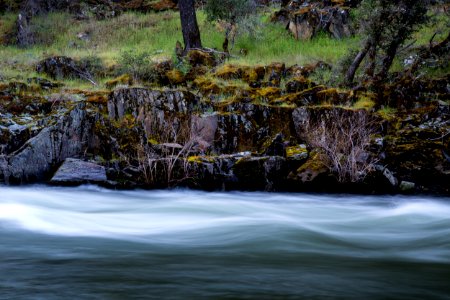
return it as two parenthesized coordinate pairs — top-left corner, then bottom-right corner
(1, 51), (449, 194)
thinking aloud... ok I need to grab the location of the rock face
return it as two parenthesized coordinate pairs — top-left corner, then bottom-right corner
(0, 103), (100, 183)
(0, 76), (448, 194)
(51, 158), (107, 185)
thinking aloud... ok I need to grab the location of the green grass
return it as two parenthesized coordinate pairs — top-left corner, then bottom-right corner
(0, 10), (356, 82)
(0, 7), (447, 87)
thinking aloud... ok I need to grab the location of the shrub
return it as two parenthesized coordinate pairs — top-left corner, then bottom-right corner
(116, 50), (156, 82)
(204, 0), (259, 50)
(300, 108), (377, 182)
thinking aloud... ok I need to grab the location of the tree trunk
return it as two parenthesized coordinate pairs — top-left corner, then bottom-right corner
(178, 0), (202, 53)
(344, 39), (371, 86)
(376, 38), (402, 80)
(364, 44), (377, 78)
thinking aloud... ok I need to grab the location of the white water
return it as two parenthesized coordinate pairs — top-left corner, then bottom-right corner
(1, 185), (449, 299)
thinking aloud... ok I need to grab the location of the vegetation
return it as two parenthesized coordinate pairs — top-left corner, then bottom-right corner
(344, 0), (431, 85)
(0, 0), (449, 191)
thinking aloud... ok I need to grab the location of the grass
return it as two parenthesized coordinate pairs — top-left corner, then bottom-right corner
(0, 6), (447, 87)
(0, 10), (356, 82)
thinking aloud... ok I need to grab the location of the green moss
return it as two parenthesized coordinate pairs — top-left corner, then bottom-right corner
(286, 145), (308, 159)
(187, 155), (215, 163)
(105, 74), (133, 89)
(215, 64), (242, 80)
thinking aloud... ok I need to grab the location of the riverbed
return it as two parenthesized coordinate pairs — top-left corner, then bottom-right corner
(1, 186), (449, 299)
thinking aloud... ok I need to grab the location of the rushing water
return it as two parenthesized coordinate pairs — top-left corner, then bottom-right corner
(0, 186), (449, 300)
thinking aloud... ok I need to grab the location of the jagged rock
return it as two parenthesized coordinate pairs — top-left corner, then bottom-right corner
(0, 123), (31, 155)
(285, 76), (315, 93)
(232, 155), (287, 190)
(264, 133), (286, 156)
(50, 158), (107, 185)
(0, 102), (100, 183)
(380, 166), (398, 187)
(108, 88), (199, 120)
(187, 50), (218, 67)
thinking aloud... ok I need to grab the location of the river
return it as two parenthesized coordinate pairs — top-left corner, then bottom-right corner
(0, 185), (449, 299)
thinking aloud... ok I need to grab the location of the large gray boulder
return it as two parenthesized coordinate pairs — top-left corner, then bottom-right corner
(50, 158), (107, 185)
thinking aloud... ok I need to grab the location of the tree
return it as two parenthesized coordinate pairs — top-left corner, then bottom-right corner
(344, 0), (430, 85)
(178, 0), (202, 53)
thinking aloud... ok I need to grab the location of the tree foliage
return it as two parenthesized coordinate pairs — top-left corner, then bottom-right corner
(345, 0), (430, 85)
(204, 0), (256, 24)
(204, 0), (258, 51)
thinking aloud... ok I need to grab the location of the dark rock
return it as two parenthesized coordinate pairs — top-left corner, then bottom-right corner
(50, 158), (107, 185)
(285, 76), (315, 93)
(0, 123), (31, 155)
(36, 56), (96, 83)
(399, 180), (415, 192)
(264, 133), (286, 156)
(232, 155), (287, 191)
(27, 77), (62, 90)
(288, 148), (330, 184)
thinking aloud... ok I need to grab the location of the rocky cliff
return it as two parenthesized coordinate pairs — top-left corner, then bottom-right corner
(1, 55), (449, 193)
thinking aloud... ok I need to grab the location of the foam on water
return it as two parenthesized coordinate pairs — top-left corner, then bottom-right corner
(1, 185), (450, 299)
(1, 185), (449, 262)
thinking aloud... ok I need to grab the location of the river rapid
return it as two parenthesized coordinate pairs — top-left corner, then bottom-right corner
(0, 185), (449, 299)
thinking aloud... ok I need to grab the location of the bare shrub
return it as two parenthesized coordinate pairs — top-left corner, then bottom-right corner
(137, 113), (200, 187)
(300, 108), (377, 183)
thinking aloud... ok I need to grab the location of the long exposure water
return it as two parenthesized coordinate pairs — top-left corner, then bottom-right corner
(0, 185), (449, 299)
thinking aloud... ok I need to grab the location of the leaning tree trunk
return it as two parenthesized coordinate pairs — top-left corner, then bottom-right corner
(344, 39), (372, 86)
(178, 0), (202, 53)
(376, 38), (402, 81)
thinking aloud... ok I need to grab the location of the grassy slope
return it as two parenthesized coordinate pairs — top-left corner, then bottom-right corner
(0, 7), (447, 88)
(0, 10), (357, 79)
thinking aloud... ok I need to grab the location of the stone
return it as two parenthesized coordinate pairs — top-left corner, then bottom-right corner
(264, 133), (286, 156)
(51, 158), (107, 185)
(374, 165), (398, 187)
(399, 181), (415, 192)
(0, 102), (100, 184)
(36, 56), (95, 83)
(288, 148), (329, 183)
(286, 144), (308, 161)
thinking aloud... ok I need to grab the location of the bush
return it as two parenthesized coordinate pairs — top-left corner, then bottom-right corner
(204, 0), (259, 50)
(0, 0), (21, 13)
(117, 50), (156, 82)
(300, 108), (377, 182)
(79, 55), (106, 78)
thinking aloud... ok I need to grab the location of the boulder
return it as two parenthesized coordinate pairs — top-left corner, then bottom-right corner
(0, 102), (101, 183)
(274, 1), (353, 40)
(50, 158), (107, 185)
(36, 56), (96, 83)
(288, 148), (330, 183)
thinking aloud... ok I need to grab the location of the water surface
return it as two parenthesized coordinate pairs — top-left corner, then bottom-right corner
(1, 186), (449, 299)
